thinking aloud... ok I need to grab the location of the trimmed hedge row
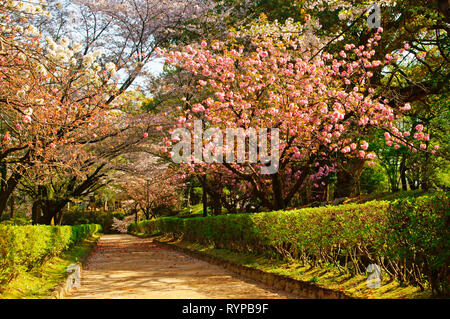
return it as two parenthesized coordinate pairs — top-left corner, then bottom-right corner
(0, 224), (102, 285)
(129, 193), (449, 295)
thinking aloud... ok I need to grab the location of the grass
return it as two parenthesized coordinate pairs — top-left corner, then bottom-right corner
(178, 203), (233, 218)
(0, 234), (101, 299)
(156, 235), (432, 299)
(344, 189), (427, 204)
(176, 191), (429, 218)
(178, 204), (204, 217)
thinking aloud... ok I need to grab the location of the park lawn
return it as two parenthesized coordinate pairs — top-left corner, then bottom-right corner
(178, 203), (230, 218)
(156, 236), (432, 299)
(0, 233), (100, 299)
(178, 204), (204, 217)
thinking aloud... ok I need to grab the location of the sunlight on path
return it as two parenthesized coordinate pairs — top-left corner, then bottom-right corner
(66, 234), (298, 299)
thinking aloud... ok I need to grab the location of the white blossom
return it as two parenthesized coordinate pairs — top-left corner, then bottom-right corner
(105, 62), (116, 74)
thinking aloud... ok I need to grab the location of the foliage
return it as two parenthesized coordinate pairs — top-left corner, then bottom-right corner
(359, 163), (388, 194)
(129, 193), (449, 295)
(0, 217), (32, 226)
(0, 224), (101, 286)
(0, 234), (100, 299)
(387, 194), (450, 295)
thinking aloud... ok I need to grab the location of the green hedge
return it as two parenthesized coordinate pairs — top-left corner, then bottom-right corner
(0, 224), (101, 285)
(129, 193), (449, 295)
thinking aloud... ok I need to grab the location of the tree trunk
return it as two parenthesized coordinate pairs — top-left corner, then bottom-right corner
(212, 195), (221, 215)
(0, 171), (21, 218)
(32, 200), (42, 225)
(144, 207), (151, 220)
(0, 162), (5, 219)
(55, 207), (64, 225)
(9, 195), (14, 218)
(391, 177), (399, 192)
(400, 154), (408, 191)
(37, 199), (69, 225)
(407, 176), (418, 190)
(271, 173), (285, 210)
(334, 159), (365, 198)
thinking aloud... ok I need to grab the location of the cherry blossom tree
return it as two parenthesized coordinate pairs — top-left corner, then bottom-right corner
(1, 0), (202, 219)
(0, 1), (128, 217)
(118, 168), (183, 220)
(161, 18), (437, 210)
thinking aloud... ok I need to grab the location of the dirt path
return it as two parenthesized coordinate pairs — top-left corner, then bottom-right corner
(66, 234), (298, 299)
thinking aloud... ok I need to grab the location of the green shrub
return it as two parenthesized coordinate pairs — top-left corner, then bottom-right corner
(0, 224), (101, 286)
(129, 193), (449, 295)
(62, 210), (126, 234)
(0, 217), (32, 226)
(386, 194), (450, 295)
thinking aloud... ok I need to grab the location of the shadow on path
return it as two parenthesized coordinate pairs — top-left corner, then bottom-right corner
(66, 234), (299, 299)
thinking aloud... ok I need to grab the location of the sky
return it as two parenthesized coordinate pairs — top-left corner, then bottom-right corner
(147, 58), (165, 76)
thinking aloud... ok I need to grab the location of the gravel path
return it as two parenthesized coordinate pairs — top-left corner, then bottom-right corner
(66, 234), (297, 299)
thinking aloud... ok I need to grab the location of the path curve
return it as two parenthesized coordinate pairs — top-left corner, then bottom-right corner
(66, 234), (298, 299)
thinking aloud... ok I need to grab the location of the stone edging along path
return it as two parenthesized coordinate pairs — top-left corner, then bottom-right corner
(49, 236), (100, 299)
(153, 239), (354, 299)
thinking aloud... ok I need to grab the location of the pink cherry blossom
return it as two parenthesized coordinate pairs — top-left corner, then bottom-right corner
(361, 141), (369, 150)
(23, 115), (32, 124)
(417, 52), (427, 59)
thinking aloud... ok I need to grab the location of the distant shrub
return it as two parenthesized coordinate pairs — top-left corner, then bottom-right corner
(0, 217), (32, 226)
(0, 224), (101, 286)
(129, 193), (449, 296)
(62, 209), (127, 234)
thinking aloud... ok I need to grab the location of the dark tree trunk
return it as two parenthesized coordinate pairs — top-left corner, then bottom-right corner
(212, 195), (221, 215)
(0, 162), (5, 219)
(37, 199), (69, 225)
(222, 198), (237, 214)
(32, 200), (42, 225)
(271, 173), (285, 210)
(391, 180), (399, 193)
(55, 206), (64, 225)
(407, 177), (418, 190)
(134, 207), (138, 223)
(0, 171), (21, 218)
(143, 207), (151, 220)
(9, 195), (14, 218)
(0, 152), (30, 218)
(334, 159), (365, 198)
